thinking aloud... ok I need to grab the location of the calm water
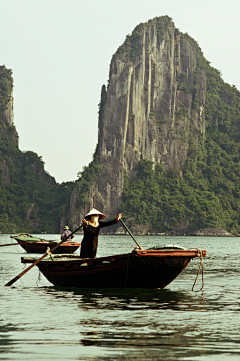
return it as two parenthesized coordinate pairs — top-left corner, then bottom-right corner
(0, 234), (240, 360)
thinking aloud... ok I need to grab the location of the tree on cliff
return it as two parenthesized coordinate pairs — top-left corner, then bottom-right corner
(0, 65), (74, 233)
(2, 16), (240, 235)
(69, 16), (240, 234)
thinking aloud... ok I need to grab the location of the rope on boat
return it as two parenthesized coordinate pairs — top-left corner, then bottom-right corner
(191, 249), (204, 292)
(20, 265), (26, 286)
(36, 269), (42, 286)
(46, 247), (54, 261)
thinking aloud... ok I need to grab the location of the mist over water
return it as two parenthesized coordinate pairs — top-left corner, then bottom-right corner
(1, 234), (240, 360)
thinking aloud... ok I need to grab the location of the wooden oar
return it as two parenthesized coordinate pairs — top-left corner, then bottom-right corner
(5, 224), (83, 287)
(120, 219), (143, 250)
(0, 243), (19, 247)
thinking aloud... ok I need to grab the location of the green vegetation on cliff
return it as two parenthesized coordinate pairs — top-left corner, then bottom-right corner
(0, 150), (74, 233)
(0, 66), (74, 233)
(2, 16), (240, 235)
(119, 38), (240, 233)
(75, 156), (102, 208)
(71, 17), (240, 234)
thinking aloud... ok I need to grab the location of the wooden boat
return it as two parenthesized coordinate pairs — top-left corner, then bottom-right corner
(21, 247), (207, 288)
(11, 233), (81, 254)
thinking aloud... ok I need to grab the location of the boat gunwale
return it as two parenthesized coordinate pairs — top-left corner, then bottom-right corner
(16, 239), (81, 247)
(21, 249), (207, 265)
(11, 234), (81, 247)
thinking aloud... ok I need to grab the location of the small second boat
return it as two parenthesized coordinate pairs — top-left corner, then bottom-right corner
(11, 233), (81, 254)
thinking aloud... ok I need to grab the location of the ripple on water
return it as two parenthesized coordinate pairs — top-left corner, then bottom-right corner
(1, 235), (240, 360)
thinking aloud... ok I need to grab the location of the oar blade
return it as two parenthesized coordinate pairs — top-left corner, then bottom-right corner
(5, 276), (20, 287)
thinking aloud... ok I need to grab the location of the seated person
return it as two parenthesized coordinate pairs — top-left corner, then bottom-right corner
(60, 225), (74, 242)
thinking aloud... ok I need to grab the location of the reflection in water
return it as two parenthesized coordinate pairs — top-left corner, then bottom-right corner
(0, 324), (19, 353)
(1, 235), (240, 360)
(42, 287), (209, 360)
(50, 286), (205, 312)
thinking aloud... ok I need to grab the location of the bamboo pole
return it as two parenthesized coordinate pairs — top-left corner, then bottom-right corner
(0, 243), (19, 247)
(120, 219), (143, 250)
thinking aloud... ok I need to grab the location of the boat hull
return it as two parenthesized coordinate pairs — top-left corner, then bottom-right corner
(22, 249), (207, 289)
(11, 234), (81, 254)
(17, 240), (80, 254)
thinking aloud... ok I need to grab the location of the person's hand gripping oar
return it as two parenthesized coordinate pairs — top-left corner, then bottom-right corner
(5, 224), (84, 287)
(119, 218), (143, 250)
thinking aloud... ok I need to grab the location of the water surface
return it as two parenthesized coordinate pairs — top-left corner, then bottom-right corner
(0, 234), (240, 360)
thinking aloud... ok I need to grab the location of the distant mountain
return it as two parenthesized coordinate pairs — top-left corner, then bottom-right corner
(2, 16), (240, 235)
(0, 65), (74, 233)
(65, 16), (240, 235)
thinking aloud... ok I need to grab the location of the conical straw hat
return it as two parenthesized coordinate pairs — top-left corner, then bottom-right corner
(85, 208), (105, 220)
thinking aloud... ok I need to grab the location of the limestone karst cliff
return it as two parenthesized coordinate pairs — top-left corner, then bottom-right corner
(0, 65), (73, 233)
(0, 67), (15, 127)
(1, 16), (240, 234)
(66, 16), (207, 230)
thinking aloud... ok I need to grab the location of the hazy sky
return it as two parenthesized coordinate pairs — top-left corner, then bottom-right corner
(1, 0), (239, 183)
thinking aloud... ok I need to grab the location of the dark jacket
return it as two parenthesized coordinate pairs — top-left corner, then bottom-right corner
(80, 219), (117, 258)
(60, 229), (74, 242)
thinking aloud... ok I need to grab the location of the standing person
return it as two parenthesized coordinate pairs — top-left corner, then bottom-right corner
(61, 225), (74, 242)
(80, 208), (122, 258)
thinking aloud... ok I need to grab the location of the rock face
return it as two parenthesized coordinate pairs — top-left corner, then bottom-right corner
(0, 66), (18, 145)
(68, 16), (206, 228)
(0, 66), (18, 188)
(27, 204), (41, 229)
(0, 66), (14, 126)
(0, 65), (65, 233)
(188, 227), (233, 237)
